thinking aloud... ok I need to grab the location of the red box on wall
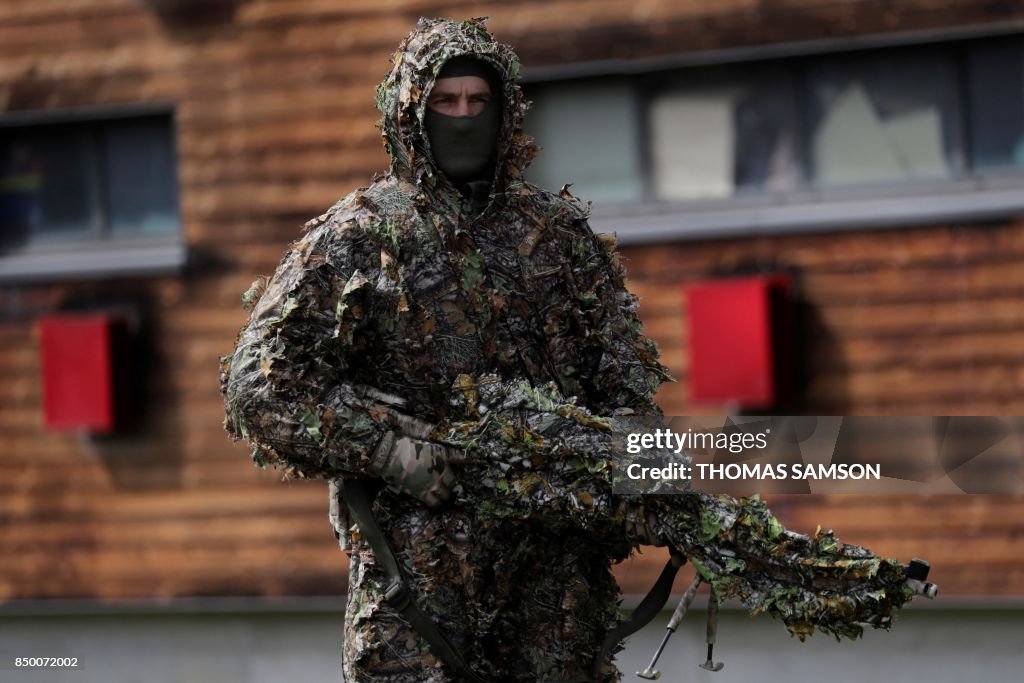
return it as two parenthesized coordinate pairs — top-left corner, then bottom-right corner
(686, 274), (795, 409)
(39, 314), (127, 433)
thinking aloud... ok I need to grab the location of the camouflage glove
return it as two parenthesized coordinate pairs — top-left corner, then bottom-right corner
(624, 505), (668, 547)
(368, 430), (457, 508)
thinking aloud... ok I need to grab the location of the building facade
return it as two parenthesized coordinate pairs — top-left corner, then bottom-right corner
(1, 1), (1022, 680)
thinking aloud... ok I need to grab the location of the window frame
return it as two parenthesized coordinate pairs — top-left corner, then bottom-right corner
(0, 103), (185, 283)
(521, 23), (1024, 244)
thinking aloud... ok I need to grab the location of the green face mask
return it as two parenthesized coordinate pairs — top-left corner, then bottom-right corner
(424, 98), (502, 184)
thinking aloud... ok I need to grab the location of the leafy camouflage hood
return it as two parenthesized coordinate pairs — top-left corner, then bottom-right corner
(375, 17), (538, 197)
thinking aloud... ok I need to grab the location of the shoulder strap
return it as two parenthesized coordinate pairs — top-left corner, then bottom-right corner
(342, 478), (492, 683)
(592, 549), (687, 682)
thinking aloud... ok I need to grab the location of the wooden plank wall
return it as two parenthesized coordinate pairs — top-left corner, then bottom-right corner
(1, 0), (1022, 603)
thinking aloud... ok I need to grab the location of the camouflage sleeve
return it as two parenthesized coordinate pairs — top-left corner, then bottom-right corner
(442, 378), (921, 642)
(220, 218), (398, 479)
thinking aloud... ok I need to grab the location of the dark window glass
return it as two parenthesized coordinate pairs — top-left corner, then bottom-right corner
(104, 116), (179, 236)
(0, 126), (95, 249)
(967, 37), (1024, 172)
(0, 113), (178, 251)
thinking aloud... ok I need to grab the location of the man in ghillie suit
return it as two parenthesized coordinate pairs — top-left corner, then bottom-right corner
(221, 17), (934, 683)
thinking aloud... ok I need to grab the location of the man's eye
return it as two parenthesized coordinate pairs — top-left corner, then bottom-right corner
(471, 95), (490, 103)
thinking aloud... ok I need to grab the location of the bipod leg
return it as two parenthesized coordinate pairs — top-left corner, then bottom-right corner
(699, 590), (724, 672)
(637, 575), (702, 680)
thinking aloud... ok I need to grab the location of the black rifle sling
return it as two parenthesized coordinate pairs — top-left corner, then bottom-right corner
(592, 549), (687, 682)
(342, 478), (492, 683)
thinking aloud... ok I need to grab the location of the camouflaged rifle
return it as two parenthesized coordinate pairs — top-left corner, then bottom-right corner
(434, 375), (937, 678)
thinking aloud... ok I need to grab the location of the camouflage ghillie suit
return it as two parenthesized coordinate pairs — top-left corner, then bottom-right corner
(222, 17), (926, 683)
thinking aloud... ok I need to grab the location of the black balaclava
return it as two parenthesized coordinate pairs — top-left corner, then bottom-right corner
(424, 56), (503, 190)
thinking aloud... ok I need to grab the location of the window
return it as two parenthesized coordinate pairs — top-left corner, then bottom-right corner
(0, 109), (183, 281)
(967, 40), (1024, 173)
(647, 62), (802, 200)
(527, 78), (644, 201)
(805, 47), (959, 187)
(524, 34), (1024, 241)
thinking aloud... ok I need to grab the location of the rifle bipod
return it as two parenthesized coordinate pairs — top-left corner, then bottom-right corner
(635, 579), (725, 678)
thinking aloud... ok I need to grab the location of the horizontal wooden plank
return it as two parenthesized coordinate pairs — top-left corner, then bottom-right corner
(0, 426), (261, 462)
(0, 509), (335, 547)
(620, 222), (1024, 277)
(0, 15), (154, 58)
(0, 0), (136, 24)
(0, 483), (327, 523)
(0, 544), (345, 585)
(234, 0), (742, 29)
(0, 569), (348, 601)
(183, 178), (369, 220)
(179, 116), (379, 156)
(0, 11), (403, 60)
(0, 459), (273, 495)
(0, 427), (253, 465)
(801, 259), (1024, 305)
(178, 145), (386, 185)
(0, 72), (378, 120)
(815, 297), (1024, 338)
(809, 330), (1024, 373)
(806, 364), (1024, 404)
